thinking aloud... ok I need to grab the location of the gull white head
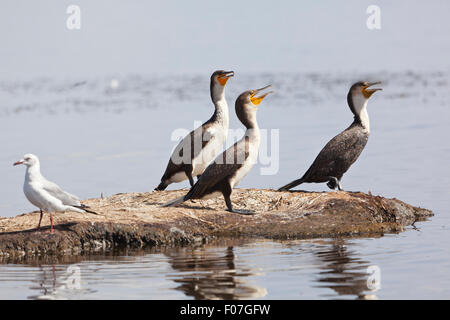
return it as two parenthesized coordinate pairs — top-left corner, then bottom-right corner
(13, 154), (40, 167)
(210, 70), (234, 103)
(347, 81), (382, 132)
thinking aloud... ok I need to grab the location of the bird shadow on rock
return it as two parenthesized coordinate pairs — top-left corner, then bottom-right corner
(283, 190), (363, 195)
(143, 200), (218, 211)
(282, 190), (328, 194)
(178, 203), (218, 211)
(143, 201), (164, 206)
(0, 222), (78, 235)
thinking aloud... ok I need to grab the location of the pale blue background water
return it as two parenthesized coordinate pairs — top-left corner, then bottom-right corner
(0, 71), (449, 300)
(0, 1), (449, 299)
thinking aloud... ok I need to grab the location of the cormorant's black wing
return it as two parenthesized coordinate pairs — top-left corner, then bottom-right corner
(160, 121), (216, 180)
(185, 137), (250, 200)
(301, 123), (369, 182)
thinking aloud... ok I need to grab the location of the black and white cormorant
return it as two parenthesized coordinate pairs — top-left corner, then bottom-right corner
(278, 81), (382, 191)
(163, 85), (273, 214)
(155, 70), (234, 191)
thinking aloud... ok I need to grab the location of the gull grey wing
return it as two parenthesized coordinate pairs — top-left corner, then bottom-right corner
(41, 179), (81, 206)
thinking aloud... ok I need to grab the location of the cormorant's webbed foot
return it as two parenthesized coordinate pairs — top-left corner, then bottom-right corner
(327, 177), (343, 191)
(226, 208), (256, 215)
(225, 196), (256, 215)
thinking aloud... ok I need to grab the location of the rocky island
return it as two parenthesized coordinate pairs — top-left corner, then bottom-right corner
(0, 189), (432, 259)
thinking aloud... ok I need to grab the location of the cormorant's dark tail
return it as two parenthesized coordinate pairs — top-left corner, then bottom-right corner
(161, 195), (186, 207)
(154, 181), (168, 191)
(278, 178), (305, 191)
(75, 205), (99, 215)
(162, 181), (198, 207)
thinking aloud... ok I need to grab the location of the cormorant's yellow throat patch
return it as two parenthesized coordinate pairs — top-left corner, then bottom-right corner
(362, 82), (382, 98)
(218, 75), (231, 86)
(250, 93), (270, 106)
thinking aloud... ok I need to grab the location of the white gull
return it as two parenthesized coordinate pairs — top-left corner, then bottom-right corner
(14, 154), (97, 233)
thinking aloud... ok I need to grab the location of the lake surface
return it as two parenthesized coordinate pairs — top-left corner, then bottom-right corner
(0, 71), (449, 299)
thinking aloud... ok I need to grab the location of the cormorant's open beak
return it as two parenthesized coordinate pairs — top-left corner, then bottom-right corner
(217, 71), (234, 86)
(13, 160), (24, 166)
(362, 81), (382, 98)
(250, 85), (273, 106)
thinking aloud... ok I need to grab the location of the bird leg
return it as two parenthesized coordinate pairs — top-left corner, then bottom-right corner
(36, 209), (44, 230)
(223, 188), (256, 216)
(327, 177), (343, 191)
(184, 165), (195, 187)
(188, 175), (194, 187)
(50, 212), (54, 234)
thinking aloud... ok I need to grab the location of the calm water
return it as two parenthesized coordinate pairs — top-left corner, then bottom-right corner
(0, 71), (449, 299)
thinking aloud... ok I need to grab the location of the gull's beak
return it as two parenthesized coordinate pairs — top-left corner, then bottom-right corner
(13, 160), (24, 166)
(362, 81), (382, 98)
(217, 71), (234, 86)
(250, 85), (274, 106)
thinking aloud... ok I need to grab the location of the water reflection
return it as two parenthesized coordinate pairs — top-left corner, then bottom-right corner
(16, 243), (267, 300)
(27, 265), (57, 299)
(1, 240), (383, 300)
(27, 264), (95, 300)
(165, 244), (267, 300)
(312, 240), (379, 299)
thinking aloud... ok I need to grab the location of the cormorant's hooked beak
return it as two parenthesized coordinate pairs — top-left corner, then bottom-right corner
(250, 85), (273, 106)
(13, 160), (24, 166)
(362, 81), (382, 98)
(217, 71), (234, 86)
